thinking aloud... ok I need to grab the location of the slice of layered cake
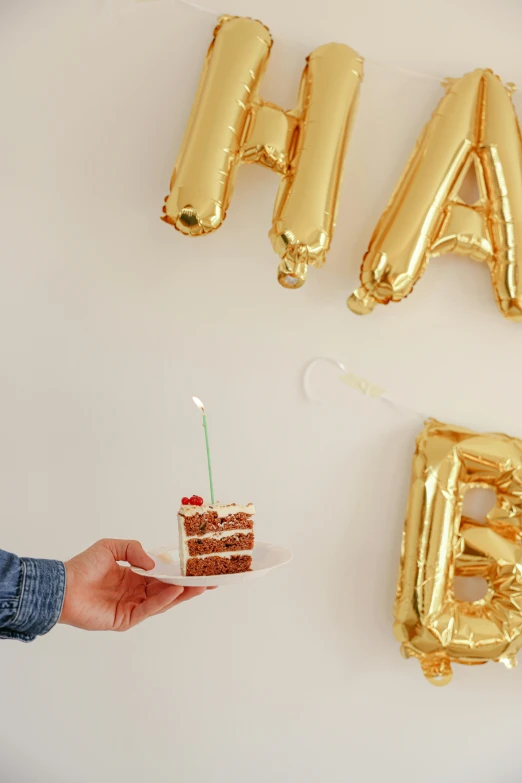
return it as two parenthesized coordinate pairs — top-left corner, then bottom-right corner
(178, 496), (255, 576)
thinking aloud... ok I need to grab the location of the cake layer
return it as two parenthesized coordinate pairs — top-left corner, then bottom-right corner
(187, 531), (254, 556)
(184, 529), (251, 540)
(181, 511), (253, 536)
(186, 554), (252, 576)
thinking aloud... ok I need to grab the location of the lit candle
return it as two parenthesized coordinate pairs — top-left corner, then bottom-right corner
(192, 397), (215, 504)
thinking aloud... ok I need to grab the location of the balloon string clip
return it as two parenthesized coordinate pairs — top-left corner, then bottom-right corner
(302, 357), (427, 422)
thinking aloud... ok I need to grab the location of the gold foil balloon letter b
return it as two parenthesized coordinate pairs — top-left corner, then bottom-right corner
(162, 16), (363, 289)
(394, 419), (522, 686)
(348, 69), (522, 320)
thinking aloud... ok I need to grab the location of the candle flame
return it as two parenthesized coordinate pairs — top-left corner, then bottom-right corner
(192, 396), (205, 412)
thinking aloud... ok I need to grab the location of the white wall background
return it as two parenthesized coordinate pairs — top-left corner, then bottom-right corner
(2, 1), (522, 781)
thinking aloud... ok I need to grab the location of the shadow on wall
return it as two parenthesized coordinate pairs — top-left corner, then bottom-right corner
(325, 421), (416, 653)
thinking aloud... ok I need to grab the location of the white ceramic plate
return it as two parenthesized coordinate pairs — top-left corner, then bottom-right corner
(130, 541), (293, 587)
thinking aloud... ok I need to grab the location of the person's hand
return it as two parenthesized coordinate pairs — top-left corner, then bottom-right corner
(59, 539), (207, 631)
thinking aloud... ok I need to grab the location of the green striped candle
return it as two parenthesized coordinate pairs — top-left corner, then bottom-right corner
(192, 397), (215, 504)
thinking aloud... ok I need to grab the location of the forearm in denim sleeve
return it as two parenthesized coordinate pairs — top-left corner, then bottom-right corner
(0, 549), (66, 642)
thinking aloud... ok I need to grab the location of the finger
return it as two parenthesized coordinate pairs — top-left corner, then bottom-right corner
(130, 584), (185, 627)
(170, 586), (207, 604)
(153, 586), (207, 616)
(144, 579), (174, 598)
(152, 595), (188, 616)
(101, 539), (155, 570)
(143, 579), (213, 600)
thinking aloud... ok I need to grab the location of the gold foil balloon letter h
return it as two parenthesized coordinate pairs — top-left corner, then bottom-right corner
(162, 16), (363, 289)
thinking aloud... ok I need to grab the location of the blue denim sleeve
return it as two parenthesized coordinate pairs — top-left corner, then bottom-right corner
(0, 549), (66, 642)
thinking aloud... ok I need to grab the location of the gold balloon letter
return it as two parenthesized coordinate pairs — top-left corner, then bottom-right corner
(348, 69), (522, 320)
(394, 419), (522, 686)
(163, 16), (363, 289)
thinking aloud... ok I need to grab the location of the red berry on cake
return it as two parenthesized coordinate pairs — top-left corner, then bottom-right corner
(189, 495), (199, 505)
(181, 497), (190, 505)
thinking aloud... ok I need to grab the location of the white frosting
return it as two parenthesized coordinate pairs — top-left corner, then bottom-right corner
(184, 529), (253, 541)
(180, 503), (255, 518)
(187, 550), (252, 561)
(178, 513), (188, 574)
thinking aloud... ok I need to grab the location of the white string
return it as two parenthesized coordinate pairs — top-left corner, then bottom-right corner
(302, 357), (427, 422)
(150, 0), (520, 93)
(302, 357), (347, 403)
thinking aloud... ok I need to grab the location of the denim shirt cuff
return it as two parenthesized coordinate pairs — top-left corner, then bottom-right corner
(8, 558), (66, 641)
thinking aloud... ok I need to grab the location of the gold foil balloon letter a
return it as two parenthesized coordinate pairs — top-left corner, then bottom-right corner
(348, 69), (522, 320)
(394, 420), (522, 686)
(162, 16), (363, 289)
